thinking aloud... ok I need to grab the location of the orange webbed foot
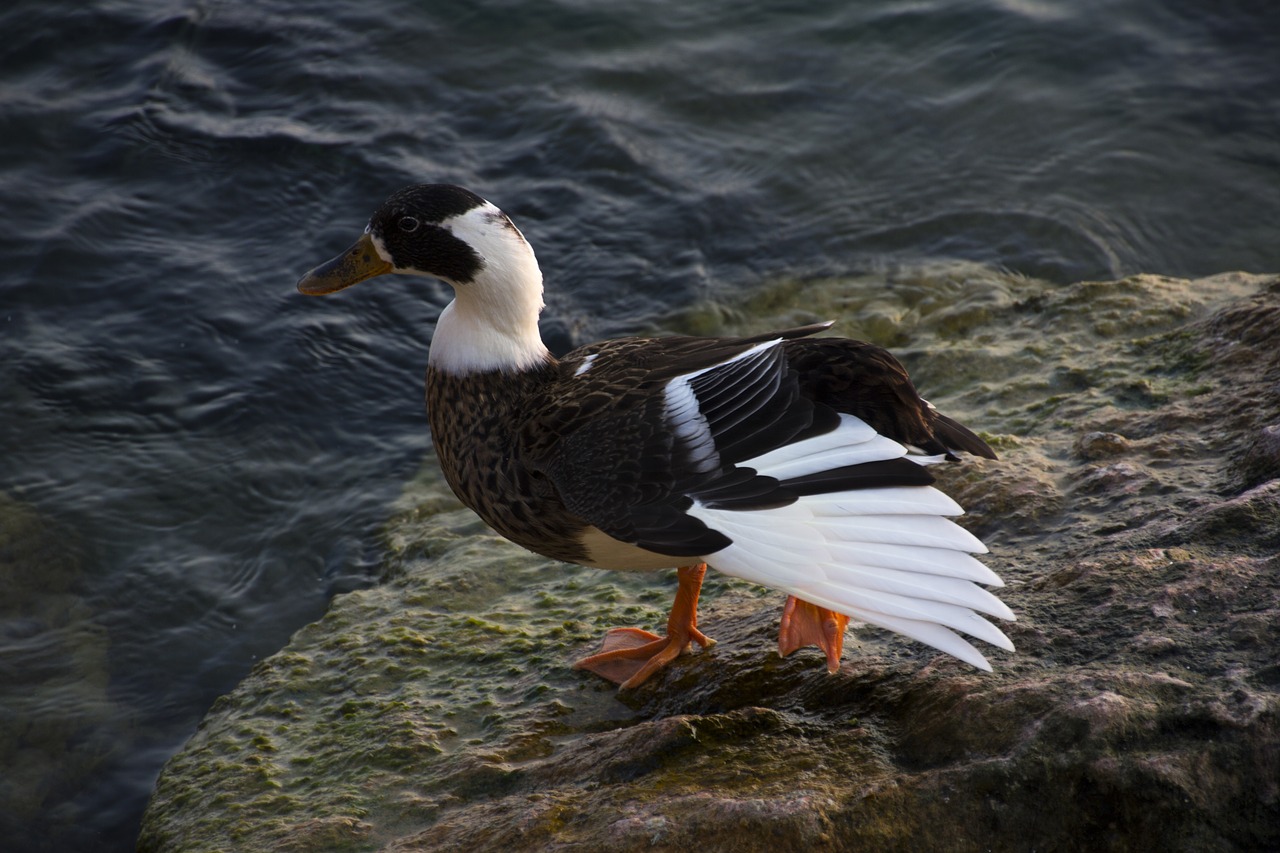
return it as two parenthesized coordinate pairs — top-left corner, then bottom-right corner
(574, 563), (716, 690)
(778, 596), (850, 673)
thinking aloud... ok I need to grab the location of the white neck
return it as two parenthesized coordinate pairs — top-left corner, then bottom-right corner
(424, 204), (552, 374)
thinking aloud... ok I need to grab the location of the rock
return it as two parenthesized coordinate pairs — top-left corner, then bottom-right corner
(1075, 430), (1132, 459)
(1237, 423), (1280, 490)
(139, 270), (1280, 852)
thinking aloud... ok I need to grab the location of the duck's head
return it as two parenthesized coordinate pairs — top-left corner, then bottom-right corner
(297, 183), (541, 296)
(298, 184), (549, 372)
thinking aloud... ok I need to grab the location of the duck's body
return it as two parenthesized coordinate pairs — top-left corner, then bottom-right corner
(299, 184), (1014, 689)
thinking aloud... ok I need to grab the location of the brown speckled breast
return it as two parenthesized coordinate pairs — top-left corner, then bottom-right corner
(426, 362), (593, 564)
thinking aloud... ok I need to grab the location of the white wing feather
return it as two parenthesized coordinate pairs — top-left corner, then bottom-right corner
(689, 413), (1013, 670)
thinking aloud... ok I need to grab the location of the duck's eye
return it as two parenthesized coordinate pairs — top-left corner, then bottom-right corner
(398, 216), (420, 232)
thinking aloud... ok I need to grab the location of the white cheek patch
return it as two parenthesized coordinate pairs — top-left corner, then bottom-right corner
(367, 230), (396, 267)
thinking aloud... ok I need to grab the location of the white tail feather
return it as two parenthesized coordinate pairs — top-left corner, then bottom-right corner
(746, 414), (884, 476)
(839, 608), (997, 671)
(692, 479), (1014, 669)
(754, 435), (909, 479)
(802, 486), (964, 516)
(829, 542), (1004, 587)
(815, 567), (1014, 620)
(906, 453), (948, 466)
(819, 514), (987, 551)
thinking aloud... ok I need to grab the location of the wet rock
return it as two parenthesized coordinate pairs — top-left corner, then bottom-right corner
(1072, 460), (1155, 496)
(1159, 480), (1280, 551)
(1237, 423), (1280, 490)
(1075, 430), (1131, 460)
(272, 817), (374, 852)
(1128, 633), (1178, 656)
(140, 270), (1280, 853)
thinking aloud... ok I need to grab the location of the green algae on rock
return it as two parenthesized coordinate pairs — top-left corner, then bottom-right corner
(140, 268), (1280, 852)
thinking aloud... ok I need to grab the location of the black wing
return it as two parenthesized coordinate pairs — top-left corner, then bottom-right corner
(783, 337), (997, 460)
(520, 325), (934, 557)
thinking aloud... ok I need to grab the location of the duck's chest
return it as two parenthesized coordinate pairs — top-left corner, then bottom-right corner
(425, 366), (590, 564)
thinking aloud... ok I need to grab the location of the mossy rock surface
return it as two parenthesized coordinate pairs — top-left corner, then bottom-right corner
(141, 270), (1280, 852)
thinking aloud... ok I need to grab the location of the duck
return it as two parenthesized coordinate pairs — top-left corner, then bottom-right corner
(298, 183), (1014, 690)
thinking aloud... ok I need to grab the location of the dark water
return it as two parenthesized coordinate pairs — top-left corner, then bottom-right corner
(1, 0), (1277, 849)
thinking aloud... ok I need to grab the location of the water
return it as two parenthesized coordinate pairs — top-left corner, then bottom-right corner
(1, 0), (1277, 849)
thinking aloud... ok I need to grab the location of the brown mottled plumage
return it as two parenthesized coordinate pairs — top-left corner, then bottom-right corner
(426, 360), (592, 564)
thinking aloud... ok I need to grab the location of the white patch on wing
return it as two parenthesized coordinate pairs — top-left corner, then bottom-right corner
(663, 375), (720, 473)
(573, 353), (598, 377)
(662, 339), (782, 475)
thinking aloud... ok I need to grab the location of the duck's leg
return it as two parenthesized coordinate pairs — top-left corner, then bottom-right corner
(574, 563), (716, 689)
(778, 596), (850, 673)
